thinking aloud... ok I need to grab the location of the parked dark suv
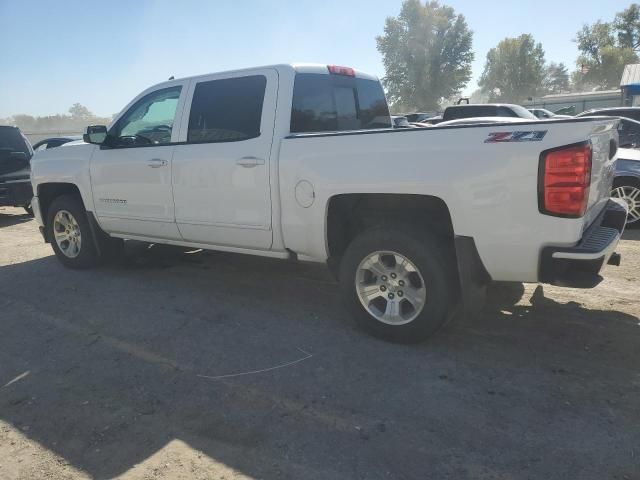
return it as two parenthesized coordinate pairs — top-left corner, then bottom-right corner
(0, 126), (34, 214)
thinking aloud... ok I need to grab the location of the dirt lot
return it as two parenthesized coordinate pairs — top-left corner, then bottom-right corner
(0, 206), (638, 480)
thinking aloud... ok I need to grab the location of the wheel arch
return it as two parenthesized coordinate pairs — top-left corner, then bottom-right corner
(37, 183), (85, 240)
(326, 193), (455, 267)
(326, 193), (491, 313)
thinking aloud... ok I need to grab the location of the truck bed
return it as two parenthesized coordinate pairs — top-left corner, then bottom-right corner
(278, 117), (619, 282)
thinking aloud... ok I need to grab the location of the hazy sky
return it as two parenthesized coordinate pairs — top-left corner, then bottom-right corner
(0, 0), (632, 117)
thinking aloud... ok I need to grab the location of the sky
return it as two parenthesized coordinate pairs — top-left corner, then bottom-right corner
(0, 0), (634, 118)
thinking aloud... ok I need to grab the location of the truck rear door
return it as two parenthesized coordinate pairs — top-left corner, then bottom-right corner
(171, 69), (278, 250)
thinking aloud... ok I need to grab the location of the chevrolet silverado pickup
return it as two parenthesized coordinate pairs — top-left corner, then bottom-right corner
(30, 64), (627, 343)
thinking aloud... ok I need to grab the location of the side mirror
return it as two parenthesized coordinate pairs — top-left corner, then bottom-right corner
(83, 125), (108, 145)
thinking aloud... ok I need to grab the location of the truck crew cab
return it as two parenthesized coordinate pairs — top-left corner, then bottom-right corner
(30, 64), (627, 343)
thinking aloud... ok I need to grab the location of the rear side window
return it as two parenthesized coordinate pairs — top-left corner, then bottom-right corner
(188, 75), (266, 143)
(290, 73), (391, 133)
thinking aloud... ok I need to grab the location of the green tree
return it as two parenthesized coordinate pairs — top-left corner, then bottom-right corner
(68, 103), (93, 120)
(478, 34), (546, 102)
(376, 0), (473, 111)
(543, 62), (570, 94)
(614, 4), (640, 50)
(574, 11), (640, 90)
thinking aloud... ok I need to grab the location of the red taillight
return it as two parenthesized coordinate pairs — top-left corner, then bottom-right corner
(539, 143), (592, 217)
(327, 65), (355, 77)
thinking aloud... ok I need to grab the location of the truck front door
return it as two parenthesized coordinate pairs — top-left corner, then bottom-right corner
(90, 83), (188, 239)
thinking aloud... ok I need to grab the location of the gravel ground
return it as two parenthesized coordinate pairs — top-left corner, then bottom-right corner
(0, 206), (639, 480)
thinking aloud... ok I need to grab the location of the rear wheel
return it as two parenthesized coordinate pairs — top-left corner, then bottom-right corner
(47, 195), (100, 268)
(339, 226), (456, 343)
(611, 178), (640, 227)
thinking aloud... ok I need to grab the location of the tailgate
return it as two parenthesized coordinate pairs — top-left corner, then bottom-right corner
(583, 119), (618, 229)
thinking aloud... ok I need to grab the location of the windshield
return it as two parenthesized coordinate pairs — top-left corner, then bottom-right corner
(509, 105), (538, 119)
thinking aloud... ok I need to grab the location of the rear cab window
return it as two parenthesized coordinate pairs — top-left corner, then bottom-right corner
(290, 71), (391, 133)
(0, 127), (32, 159)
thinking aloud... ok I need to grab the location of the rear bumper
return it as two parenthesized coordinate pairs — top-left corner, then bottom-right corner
(0, 178), (33, 208)
(539, 199), (627, 287)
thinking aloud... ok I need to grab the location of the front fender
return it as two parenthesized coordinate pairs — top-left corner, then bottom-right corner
(31, 143), (97, 212)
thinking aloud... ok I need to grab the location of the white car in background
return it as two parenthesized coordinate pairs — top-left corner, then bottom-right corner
(528, 108), (572, 120)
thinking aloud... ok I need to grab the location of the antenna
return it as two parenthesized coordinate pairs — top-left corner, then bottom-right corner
(168, 75), (175, 80)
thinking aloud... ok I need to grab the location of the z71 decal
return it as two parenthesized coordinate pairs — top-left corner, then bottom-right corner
(485, 131), (548, 143)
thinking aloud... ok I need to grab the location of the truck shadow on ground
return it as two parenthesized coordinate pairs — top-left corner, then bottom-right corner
(0, 211), (32, 228)
(0, 245), (638, 479)
(623, 227), (640, 241)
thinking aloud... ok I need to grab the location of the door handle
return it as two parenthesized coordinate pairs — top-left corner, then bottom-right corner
(147, 158), (168, 168)
(236, 156), (265, 168)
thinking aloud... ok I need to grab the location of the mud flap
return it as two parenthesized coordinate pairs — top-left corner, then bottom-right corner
(454, 236), (491, 317)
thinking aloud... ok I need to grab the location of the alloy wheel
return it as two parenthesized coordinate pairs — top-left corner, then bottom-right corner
(53, 210), (82, 258)
(612, 185), (640, 224)
(355, 251), (427, 325)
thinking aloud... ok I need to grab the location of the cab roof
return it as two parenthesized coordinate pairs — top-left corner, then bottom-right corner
(150, 63), (379, 91)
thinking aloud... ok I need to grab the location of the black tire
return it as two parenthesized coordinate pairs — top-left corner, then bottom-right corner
(47, 194), (100, 269)
(339, 226), (457, 343)
(23, 205), (34, 217)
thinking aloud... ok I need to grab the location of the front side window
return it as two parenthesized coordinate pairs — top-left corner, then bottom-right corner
(111, 86), (182, 146)
(187, 75), (266, 143)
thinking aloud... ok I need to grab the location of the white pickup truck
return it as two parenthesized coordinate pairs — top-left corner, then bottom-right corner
(30, 64), (627, 343)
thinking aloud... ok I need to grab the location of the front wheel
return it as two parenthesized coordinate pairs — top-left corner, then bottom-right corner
(611, 178), (640, 227)
(47, 195), (100, 269)
(339, 226), (456, 343)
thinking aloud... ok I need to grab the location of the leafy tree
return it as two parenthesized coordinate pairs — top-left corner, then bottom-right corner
(376, 0), (474, 111)
(68, 103), (93, 120)
(614, 4), (640, 51)
(543, 62), (570, 94)
(7, 106), (113, 134)
(573, 11), (640, 90)
(478, 34), (546, 102)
